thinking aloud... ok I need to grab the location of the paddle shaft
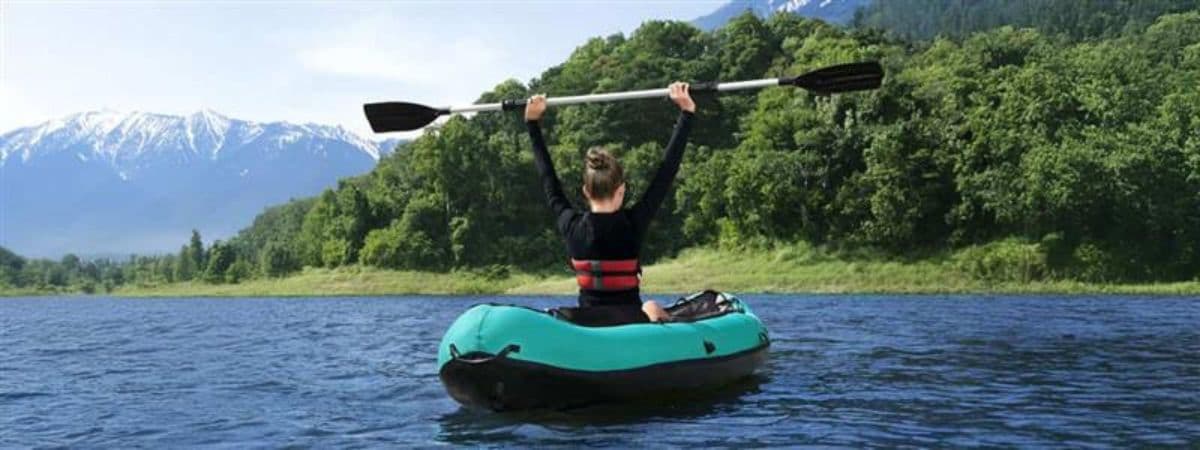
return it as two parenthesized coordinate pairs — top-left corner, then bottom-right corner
(362, 62), (881, 132)
(447, 78), (782, 114)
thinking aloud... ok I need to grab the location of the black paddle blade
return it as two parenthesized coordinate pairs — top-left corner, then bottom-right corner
(788, 61), (884, 95)
(363, 102), (446, 133)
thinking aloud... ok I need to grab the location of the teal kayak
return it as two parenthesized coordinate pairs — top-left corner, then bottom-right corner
(437, 291), (770, 410)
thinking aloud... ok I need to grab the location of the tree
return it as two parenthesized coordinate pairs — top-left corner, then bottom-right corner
(175, 245), (196, 281)
(259, 240), (299, 277)
(189, 230), (206, 271)
(224, 259), (253, 284)
(204, 241), (235, 283)
(0, 246), (25, 286)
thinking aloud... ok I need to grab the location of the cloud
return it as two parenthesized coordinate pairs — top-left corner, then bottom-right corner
(289, 13), (524, 137)
(296, 19), (507, 87)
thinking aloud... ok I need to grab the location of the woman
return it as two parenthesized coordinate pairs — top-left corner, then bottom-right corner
(525, 82), (695, 326)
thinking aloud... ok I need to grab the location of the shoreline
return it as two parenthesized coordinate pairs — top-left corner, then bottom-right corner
(6, 246), (1199, 297)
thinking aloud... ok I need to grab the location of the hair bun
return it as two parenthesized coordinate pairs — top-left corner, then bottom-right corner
(586, 148), (610, 171)
(582, 146), (624, 200)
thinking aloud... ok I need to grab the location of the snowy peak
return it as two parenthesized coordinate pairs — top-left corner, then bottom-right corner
(693, 0), (872, 30)
(189, 108), (229, 125)
(761, 0), (864, 14)
(71, 109), (128, 136)
(185, 109), (231, 155)
(774, 0), (817, 12)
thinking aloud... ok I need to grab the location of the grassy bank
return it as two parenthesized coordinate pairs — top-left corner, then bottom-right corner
(0, 286), (65, 297)
(509, 246), (1200, 296)
(112, 266), (544, 297)
(100, 244), (1200, 297)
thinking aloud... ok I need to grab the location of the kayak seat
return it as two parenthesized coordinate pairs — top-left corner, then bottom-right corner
(549, 290), (735, 327)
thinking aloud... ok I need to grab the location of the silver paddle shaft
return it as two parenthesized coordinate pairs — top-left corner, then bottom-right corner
(447, 78), (780, 114)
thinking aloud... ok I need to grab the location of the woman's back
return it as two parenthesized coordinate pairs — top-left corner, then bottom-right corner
(524, 83), (695, 322)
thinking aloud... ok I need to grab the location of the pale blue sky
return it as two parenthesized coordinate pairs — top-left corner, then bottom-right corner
(1, 1), (721, 137)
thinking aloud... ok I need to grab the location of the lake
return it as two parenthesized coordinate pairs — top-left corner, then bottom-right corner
(1, 294), (1197, 447)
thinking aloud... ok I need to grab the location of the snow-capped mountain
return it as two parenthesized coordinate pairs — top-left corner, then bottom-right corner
(0, 109), (388, 172)
(693, 0), (873, 30)
(0, 110), (403, 258)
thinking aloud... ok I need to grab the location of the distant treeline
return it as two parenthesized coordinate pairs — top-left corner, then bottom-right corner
(0, 232), (252, 293)
(5, 8), (1200, 293)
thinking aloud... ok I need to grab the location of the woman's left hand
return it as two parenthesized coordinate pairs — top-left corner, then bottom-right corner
(525, 94), (547, 121)
(668, 82), (695, 113)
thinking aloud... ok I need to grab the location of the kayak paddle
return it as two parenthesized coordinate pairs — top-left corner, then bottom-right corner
(363, 61), (883, 133)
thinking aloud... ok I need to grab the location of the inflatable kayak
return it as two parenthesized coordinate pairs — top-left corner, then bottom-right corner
(437, 291), (769, 411)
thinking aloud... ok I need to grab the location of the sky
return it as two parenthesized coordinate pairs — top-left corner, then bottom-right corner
(0, 0), (722, 138)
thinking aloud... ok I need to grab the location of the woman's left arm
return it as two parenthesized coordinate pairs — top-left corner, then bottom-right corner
(526, 95), (577, 234)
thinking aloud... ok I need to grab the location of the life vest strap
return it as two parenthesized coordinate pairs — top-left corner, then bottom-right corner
(570, 258), (641, 291)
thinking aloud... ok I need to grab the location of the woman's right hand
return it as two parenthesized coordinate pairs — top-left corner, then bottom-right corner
(525, 94), (547, 121)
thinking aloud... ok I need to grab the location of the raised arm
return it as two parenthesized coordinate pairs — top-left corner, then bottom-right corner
(631, 82), (695, 233)
(525, 95), (575, 233)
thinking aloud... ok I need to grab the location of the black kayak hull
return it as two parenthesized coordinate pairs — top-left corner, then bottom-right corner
(439, 343), (769, 411)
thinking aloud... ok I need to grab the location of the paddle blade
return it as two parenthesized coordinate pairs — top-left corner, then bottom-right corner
(789, 61), (884, 95)
(363, 102), (446, 133)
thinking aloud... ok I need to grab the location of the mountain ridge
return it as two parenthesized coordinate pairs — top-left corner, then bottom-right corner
(1, 109), (391, 169)
(1, 110), (404, 258)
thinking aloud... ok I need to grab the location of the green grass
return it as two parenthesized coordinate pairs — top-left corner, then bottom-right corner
(0, 286), (64, 297)
(13, 243), (1199, 297)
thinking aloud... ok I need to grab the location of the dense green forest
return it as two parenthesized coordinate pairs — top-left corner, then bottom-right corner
(5, 7), (1200, 294)
(853, 0), (1200, 41)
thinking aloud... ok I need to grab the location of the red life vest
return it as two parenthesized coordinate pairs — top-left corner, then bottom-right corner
(570, 259), (640, 291)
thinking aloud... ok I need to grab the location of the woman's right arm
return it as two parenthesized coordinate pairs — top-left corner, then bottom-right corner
(526, 95), (575, 233)
(629, 82), (695, 234)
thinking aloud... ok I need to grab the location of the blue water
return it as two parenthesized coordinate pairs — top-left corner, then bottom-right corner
(1, 295), (1197, 448)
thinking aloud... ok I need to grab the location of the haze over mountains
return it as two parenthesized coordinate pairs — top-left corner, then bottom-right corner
(0, 110), (402, 258)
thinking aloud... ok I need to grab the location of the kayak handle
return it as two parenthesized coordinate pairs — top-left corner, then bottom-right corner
(448, 343), (521, 362)
(496, 344), (521, 358)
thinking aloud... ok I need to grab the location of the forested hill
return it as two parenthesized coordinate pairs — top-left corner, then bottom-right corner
(225, 11), (1200, 282)
(5, 9), (1200, 293)
(852, 0), (1200, 42)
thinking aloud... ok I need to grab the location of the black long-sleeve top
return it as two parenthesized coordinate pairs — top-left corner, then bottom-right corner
(528, 111), (694, 307)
